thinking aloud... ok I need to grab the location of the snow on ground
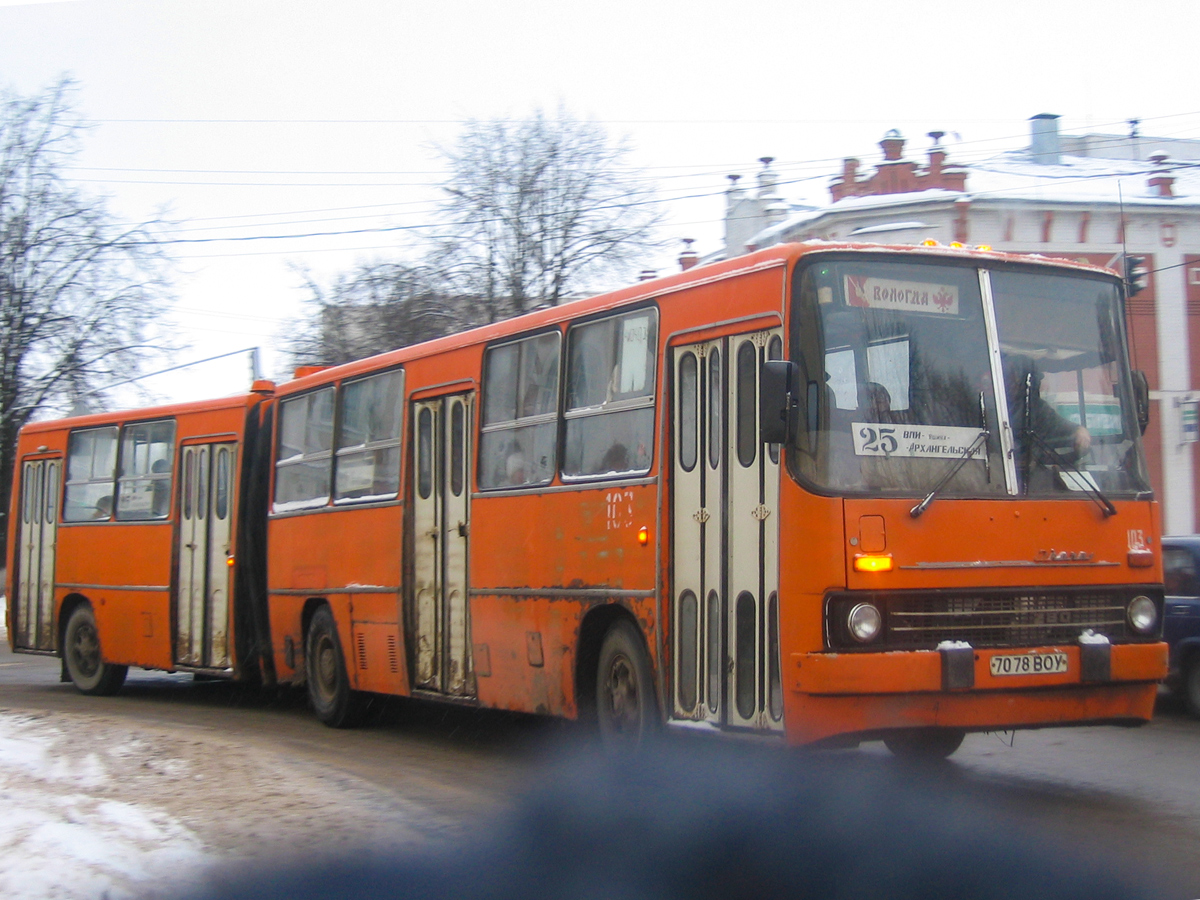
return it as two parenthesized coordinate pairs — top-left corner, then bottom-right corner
(0, 710), (209, 900)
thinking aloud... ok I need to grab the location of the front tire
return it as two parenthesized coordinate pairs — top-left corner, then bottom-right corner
(884, 727), (966, 759)
(63, 605), (128, 696)
(306, 605), (367, 728)
(596, 619), (659, 747)
(1183, 655), (1200, 718)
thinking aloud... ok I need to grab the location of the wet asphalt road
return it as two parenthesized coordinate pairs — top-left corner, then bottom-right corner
(2, 638), (1198, 898)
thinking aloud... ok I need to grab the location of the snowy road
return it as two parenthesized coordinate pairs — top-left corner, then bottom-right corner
(2, 629), (1200, 899)
(0, 632), (529, 900)
(0, 710), (206, 899)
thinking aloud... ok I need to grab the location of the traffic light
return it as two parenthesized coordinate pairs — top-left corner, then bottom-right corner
(1124, 255), (1149, 296)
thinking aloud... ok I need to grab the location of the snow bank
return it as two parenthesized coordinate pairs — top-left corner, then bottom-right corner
(0, 713), (208, 900)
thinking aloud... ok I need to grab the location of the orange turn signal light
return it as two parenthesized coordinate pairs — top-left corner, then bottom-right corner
(226, 556), (235, 567)
(637, 526), (649, 546)
(853, 553), (894, 573)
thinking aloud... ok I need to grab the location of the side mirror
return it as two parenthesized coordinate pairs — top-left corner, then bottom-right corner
(1132, 370), (1150, 435)
(761, 360), (798, 444)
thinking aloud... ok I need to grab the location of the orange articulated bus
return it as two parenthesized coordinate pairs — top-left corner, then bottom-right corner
(6, 243), (1168, 756)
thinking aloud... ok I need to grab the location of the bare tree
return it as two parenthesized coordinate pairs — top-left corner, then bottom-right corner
(286, 109), (660, 365)
(0, 79), (173, 543)
(286, 261), (468, 368)
(433, 109), (661, 322)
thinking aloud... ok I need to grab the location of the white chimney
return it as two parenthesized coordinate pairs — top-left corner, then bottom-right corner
(1030, 114), (1061, 165)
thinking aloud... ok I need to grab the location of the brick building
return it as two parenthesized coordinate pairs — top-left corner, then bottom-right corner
(721, 116), (1200, 534)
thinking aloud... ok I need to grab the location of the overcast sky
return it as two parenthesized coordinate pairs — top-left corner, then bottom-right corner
(2, 0), (1198, 405)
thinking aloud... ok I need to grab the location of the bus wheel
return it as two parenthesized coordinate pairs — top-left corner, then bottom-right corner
(306, 605), (366, 728)
(596, 619), (658, 746)
(63, 605), (128, 696)
(884, 728), (965, 760)
(1183, 656), (1200, 718)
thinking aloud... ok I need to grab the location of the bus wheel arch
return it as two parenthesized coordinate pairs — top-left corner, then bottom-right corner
(304, 601), (368, 728)
(576, 604), (660, 743)
(61, 598), (128, 696)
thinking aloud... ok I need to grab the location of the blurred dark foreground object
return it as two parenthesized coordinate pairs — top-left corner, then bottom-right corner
(191, 740), (1158, 900)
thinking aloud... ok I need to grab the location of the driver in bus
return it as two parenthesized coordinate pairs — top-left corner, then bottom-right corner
(1000, 355), (1092, 461)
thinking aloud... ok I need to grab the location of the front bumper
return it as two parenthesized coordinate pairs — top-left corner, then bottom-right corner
(783, 641), (1167, 745)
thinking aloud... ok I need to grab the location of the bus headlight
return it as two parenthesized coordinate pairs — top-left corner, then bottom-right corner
(847, 603), (882, 643)
(1127, 595), (1157, 634)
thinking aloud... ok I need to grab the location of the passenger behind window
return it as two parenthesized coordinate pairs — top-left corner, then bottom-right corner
(92, 495), (113, 520)
(599, 443), (629, 475)
(505, 444), (527, 486)
(151, 458), (171, 517)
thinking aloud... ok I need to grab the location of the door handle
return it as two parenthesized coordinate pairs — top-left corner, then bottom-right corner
(457, 521), (468, 538)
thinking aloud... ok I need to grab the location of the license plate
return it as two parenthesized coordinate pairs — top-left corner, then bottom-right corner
(989, 651), (1069, 677)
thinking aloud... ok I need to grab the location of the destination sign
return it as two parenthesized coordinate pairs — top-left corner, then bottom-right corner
(845, 275), (959, 315)
(852, 423), (986, 459)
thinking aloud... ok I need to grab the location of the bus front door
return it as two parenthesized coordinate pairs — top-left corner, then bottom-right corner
(672, 330), (784, 732)
(412, 393), (474, 698)
(175, 443), (236, 670)
(15, 457), (60, 651)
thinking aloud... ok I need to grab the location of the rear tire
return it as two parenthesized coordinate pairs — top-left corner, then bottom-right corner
(596, 618), (659, 747)
(884, 728), (965, 760)
(1183, 655), (1200, 719)
(306, 605), (367, 728)
(63, 605), (128, 696)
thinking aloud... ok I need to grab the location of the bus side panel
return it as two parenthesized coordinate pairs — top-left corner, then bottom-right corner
(470, 487), (657, 596)
(345, 591), (406, 695)
(266, 592), (306, 685)
(266, 505), (406, 693)
(55, 522), (175, 669)
(470, 594), (657, 718)
(468, 486), (657, 716)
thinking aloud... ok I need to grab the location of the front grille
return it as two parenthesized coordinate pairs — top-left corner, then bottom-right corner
(827, 587), (1162, 651)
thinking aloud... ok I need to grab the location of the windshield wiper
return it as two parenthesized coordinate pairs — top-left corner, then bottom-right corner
(910, 430), (990, 518)
(1025, 429), (1117, 517)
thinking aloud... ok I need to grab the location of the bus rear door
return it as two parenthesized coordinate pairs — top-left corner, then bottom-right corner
(15, 457), (60, 651)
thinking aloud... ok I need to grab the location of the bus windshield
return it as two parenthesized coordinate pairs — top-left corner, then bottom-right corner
(790, 257), (1150, 499)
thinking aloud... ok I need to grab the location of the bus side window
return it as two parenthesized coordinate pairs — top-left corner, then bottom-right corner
(116, 419), (176, 521)
(479, 331), (560, 490)
(63, 427), (119, 522)
(274, 388), (335, 512)
(335, 369), (404, 503)
(562, 309), (658, 479)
